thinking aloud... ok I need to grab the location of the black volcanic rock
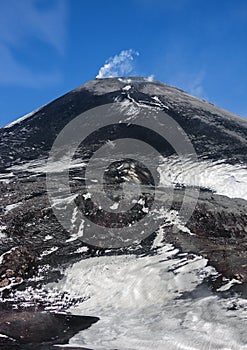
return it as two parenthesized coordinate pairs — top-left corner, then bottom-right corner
(0, 311), (99, 349)
(0, 246), (36, 288)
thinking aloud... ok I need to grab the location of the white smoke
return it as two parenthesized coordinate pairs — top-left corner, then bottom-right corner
(96, 49), (139, 78)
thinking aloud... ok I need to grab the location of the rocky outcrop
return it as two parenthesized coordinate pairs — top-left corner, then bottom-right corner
(0, 311), (99, 349)
(165, 190), (247, 283)
(0, 247), (36, 289)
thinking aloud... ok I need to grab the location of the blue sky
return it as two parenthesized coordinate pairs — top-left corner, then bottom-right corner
(0, 0), (247, 127)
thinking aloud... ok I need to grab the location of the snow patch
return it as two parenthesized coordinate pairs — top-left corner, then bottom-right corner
(122, 85), (132, 91)
(66, 219), (84, 243)
(48, 245), (247, 350)
(48, 243), (247, 350)
(44, 235), (53, 241)
(158, 157), (247, 201)
(0, 172), (15, 184)
(40, 247), (58, 257)
(4, 202), (22, 213)
(8, 158), (86, 175)
(110, 202), (119, 210)
(74, 246), (89, 254)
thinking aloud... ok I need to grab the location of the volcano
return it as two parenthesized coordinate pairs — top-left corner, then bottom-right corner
(0, 77), (247, 349)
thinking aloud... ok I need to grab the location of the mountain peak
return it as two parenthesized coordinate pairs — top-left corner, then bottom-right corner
(0, 75), (247, 349)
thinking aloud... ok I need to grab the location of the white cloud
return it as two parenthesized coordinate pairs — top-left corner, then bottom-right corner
(146, 74), (155, 82)
(96, 49), (139, 79)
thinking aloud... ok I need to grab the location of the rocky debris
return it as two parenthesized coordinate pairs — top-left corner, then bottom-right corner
(0, 246), (37, 290)
(164, 190), (247, 283)
(0, 311), (99, 349)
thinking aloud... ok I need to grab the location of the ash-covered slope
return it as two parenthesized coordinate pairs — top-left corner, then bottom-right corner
(1, 77), (247, 168)
(0, 77), (247, 294)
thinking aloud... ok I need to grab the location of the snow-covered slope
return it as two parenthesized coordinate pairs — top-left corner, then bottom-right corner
(53, 245), (247, 350)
